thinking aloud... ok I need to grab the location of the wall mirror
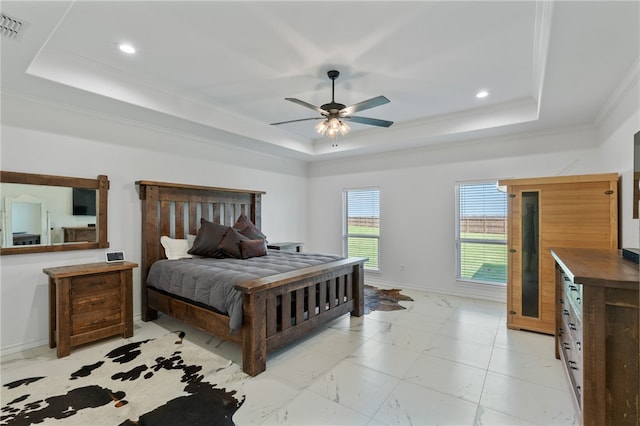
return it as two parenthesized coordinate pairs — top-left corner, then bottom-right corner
(0, 171), (109, 255)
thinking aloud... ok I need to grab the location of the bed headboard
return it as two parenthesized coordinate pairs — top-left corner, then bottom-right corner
(136, 180), (266, 284)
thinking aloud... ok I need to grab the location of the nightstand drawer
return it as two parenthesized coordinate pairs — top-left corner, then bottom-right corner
(71, 290), (121, 315)
(71, 272), (120, 297)
(72, 309), (122, 335)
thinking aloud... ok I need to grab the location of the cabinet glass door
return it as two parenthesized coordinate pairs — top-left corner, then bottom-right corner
(521, 191), (539, 318)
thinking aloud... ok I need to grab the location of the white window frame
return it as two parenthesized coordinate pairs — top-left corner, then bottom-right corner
(455, 180), (507, 285)
(343, 187), (380, 272)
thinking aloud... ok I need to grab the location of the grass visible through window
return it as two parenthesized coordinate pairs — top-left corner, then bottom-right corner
(459, 232), (507, 283)
(347, 224), (379, 270)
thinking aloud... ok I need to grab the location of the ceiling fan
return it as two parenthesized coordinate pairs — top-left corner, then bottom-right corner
(270, 70), (393, 137)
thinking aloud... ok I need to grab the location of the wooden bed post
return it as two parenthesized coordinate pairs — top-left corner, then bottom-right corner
(139, 184), (159, 321)
(242, 291), (267, 376)
(352, 262), (365, 317)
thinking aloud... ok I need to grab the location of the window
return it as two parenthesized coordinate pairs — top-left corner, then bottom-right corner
(455, 181), (507, 284)
(343, 188), (380, 271)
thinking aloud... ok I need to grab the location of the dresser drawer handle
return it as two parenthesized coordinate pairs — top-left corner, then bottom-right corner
(568, 361), (578, 370)
(563, 309), (570, 316)
(90, 300), (106, 306)
(569, 285), (578, 292)
(576, 341), (581, 351)
(563, 342), (571, 350)
(88, 280), (106, 287)
(563, 276), (570, 282)
(576, 385), (581, 396)
(569, 323), (577, 331)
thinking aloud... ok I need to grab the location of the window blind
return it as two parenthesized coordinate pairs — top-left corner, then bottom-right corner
(344, 188), (380, 271)
(456, 182), (507, 284)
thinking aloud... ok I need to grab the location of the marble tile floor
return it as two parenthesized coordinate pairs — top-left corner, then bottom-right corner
(1, 287), (577, 425)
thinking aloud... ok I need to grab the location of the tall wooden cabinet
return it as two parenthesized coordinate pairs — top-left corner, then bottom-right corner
(498, 173), (619, 334)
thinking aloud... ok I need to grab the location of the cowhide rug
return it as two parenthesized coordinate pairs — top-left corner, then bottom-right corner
(1, 332), (245, 426)
(364, 285), (413, 314)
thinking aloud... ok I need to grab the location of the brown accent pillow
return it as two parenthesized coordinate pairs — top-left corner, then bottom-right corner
(187, 218), (228, 258)
(233, 213), (267, 241)
(240, 239), (268, 259)
(217, 227), (249, 259)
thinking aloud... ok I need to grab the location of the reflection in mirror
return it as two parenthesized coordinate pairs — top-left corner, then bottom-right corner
(2, 194), (49, 247)
(1, 184), (99, 248)
(0, 172), (108, 255)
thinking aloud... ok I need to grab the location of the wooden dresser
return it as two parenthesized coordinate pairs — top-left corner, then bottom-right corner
(63, 226), (97, 242)
(551, 248), (638, 425)
(44, 261), (137, 357)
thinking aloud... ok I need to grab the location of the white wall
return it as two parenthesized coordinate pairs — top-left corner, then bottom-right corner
(596, 76), (640, 248)
(307, 127), (612, 301)
(0, 95), (309, 355)
(306, 74), (639, 302)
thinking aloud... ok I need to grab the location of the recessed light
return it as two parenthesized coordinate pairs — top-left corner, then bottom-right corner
(118, 43), (136, 54)
(476, 90), (489, 98)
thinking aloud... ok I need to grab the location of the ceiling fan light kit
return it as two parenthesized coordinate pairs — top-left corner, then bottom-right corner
(271, 69), (393, 140)
(315, 117), (350, 137)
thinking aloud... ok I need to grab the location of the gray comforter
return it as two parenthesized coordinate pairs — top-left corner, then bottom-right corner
(146, 251), (344, 332)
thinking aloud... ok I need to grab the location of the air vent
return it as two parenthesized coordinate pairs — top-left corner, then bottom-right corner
(1, 12), (23, 40)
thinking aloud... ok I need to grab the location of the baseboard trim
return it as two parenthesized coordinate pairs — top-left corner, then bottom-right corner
(364, 277), (507, 304)
(1, 337), (49, 357)
(1, 313), (144, 357)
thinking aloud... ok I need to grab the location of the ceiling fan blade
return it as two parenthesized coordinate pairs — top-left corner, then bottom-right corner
(344, 116), (394, 127)
(285, 98), (326, 114)
(341, 95), (390, 115)
(270, 117), (323, 126)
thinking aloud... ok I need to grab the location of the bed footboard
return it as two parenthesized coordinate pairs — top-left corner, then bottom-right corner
(237, 257), (365, 376)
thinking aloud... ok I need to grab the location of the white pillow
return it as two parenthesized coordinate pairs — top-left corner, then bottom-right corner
(160, 236), (192, 260)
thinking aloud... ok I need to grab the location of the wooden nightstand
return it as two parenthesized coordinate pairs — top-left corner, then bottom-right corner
(267, 242), (303, 252)
(43, 261), (138, 358)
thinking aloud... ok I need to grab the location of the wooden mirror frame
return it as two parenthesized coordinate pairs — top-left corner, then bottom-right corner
(0, 171), (109, 255)
(634, 131), (639, 219)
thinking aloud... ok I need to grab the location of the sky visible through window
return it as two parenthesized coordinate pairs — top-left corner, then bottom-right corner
(347, 190), (379, 217)
(460, 184), (506, 217)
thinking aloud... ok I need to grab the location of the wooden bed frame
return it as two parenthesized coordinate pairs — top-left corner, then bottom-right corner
(136, 180), (365, 376)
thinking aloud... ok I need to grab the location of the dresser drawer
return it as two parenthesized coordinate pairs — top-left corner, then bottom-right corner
(72, 308), (122, 335)
(559, 281), (584, 409)
(71, 271), (120, 297)
(561, 272), (582, 319)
